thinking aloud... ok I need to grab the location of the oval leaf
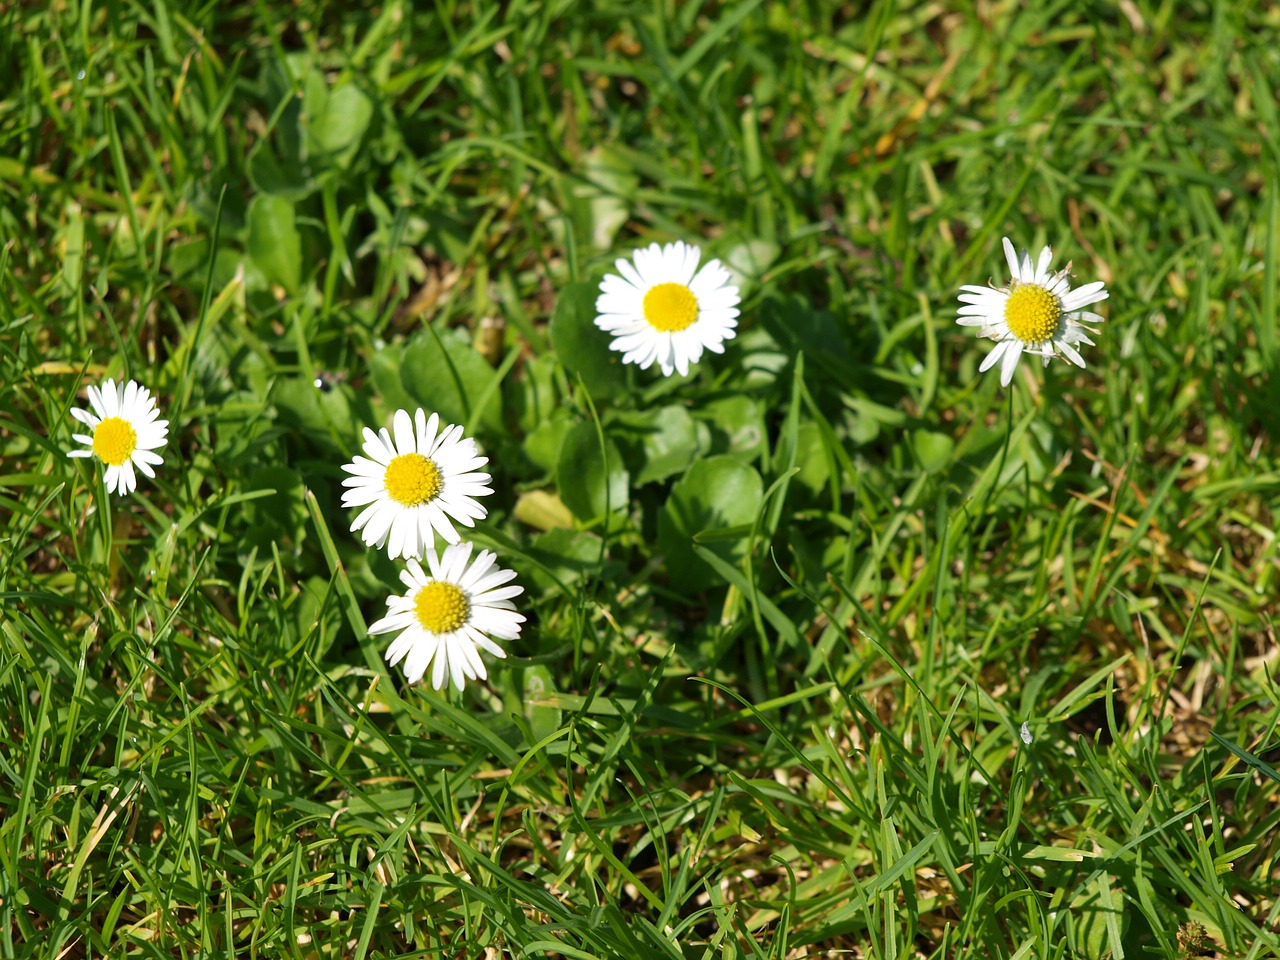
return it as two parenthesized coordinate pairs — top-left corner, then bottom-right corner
(549, 282), (627, 399)
(658, 455), (764, 593)
(557, 421), (628, 522)
(247, 194), (302, 294)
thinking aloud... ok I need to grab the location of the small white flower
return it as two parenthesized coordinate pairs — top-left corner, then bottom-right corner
(1020, 721), (1033, 745)
(67, 378), (169, 496)
(341, 408), (493, 559)
(594, 240), (741, 377)
(957, 237), (1109, 387)
(369, 542), (525, 691)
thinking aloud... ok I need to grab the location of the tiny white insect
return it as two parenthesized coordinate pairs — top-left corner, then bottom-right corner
(1020, 721), (1033, 745)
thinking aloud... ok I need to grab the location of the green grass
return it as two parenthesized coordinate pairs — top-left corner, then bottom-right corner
(3, 0), (1280, 957)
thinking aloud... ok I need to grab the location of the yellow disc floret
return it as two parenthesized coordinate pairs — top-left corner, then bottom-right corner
(1004, 283), (1062, 344)
(384, 453), (443, 506)
(92, 417), (137, 466)
(643, 282), (699, 332)
(414, 581), (470, 634)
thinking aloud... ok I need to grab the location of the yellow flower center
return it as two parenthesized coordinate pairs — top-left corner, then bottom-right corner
(643, 282), (699, 332)
(1003, 283), (1062, 344)
(92, 417), (137, 466)
(414, 581), (470, 634)
(384, 453), (443, 506)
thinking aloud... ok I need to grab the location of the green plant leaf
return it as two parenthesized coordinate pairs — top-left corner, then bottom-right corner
(793, 421), (832, 493)
(610, 406), (705, 485)
(247, 143), (313, 200)
(246, 194), (302, 294)
(400, 327), (503, 433)
(241, 466), (308, 554)
(524, 408), (576, 473)
(658, 455), (764, 593)
(522, 665), (563, 745)
(697, 395), (765, 464)
(556, 421), (628, 522)
(524, 528), (605, 595)
(368, 342), (417, 413)
(549, 282), (626, 399)
(305, 77), (374, 170)
(273, 376), (352, 439)
(912, 429), (955, 473)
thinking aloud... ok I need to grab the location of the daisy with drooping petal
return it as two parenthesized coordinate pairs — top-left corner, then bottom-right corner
(341, 408), (492, 559)
(594, 240), (741, 377)
(67, 378), (169, 496)
(369, 541), (525, 691)
(957, 237), (1109, 387)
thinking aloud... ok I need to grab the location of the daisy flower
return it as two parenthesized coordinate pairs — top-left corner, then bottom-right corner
(341, 408), (492, 559)
(594, 240), (741, 377)
(67, 378), (169, 496)
(369, 541), (525, 691)
(957, 237), (1109, 387)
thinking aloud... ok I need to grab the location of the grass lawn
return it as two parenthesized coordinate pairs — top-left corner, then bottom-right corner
(3, 0), (1280, 957)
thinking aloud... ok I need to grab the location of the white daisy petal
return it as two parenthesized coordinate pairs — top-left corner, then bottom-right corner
(592, 240), (740, 379)
(1034, 246), (1054, 285)
(404, 635), (436, 684)
(362, 505), (396, 550)
(999, 340), (1024, 387)
(66, 378), (169, 497)
(1061, 283), (1109, 310)
(340, 407), (493, 560)
(87, 384), (106, 420)
(384, 630), (417, 667)
(371, 541), (524, 693)
(1002, 237), (1020, 279)
(447, 644), (467, 691)
(392, 409), (415, 455)
(957, 237), (1109, 388)
(979, 339), (1009, 374)
(102, 379), (119, 417)
(1058, 340), (1087, 368)
(361, 428), (393, 465)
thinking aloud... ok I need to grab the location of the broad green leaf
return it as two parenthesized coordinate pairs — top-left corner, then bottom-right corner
(524, 408), (576, 473)
(556, 421), (628, 522)
(273, 376), (353, 439)
(513, 352), (563, 436)
(400, 326), (503, 433)
(720, 236), (779, 293)
(912, 429), (955, 473)
(658, 455), (764, 592)
(167, 239), (243, 291)
(513, 490), (574, 531)
(246, 194), (302, 294)
(367, 342), (417, 414)
(525, 528), (605, 595)
(793, 421), (831, 493)
(241, 466), (307, 554)
(549, 282), (626, 399)
(610, 406), (705, 485)
(305, 76), (374, 170)
(697, 395), (765, 464)
(247, 144), (313, 200)
(523, 666), (563, 745)
(1069, 877), (1127, 960)
(579, 146), (637, 251)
